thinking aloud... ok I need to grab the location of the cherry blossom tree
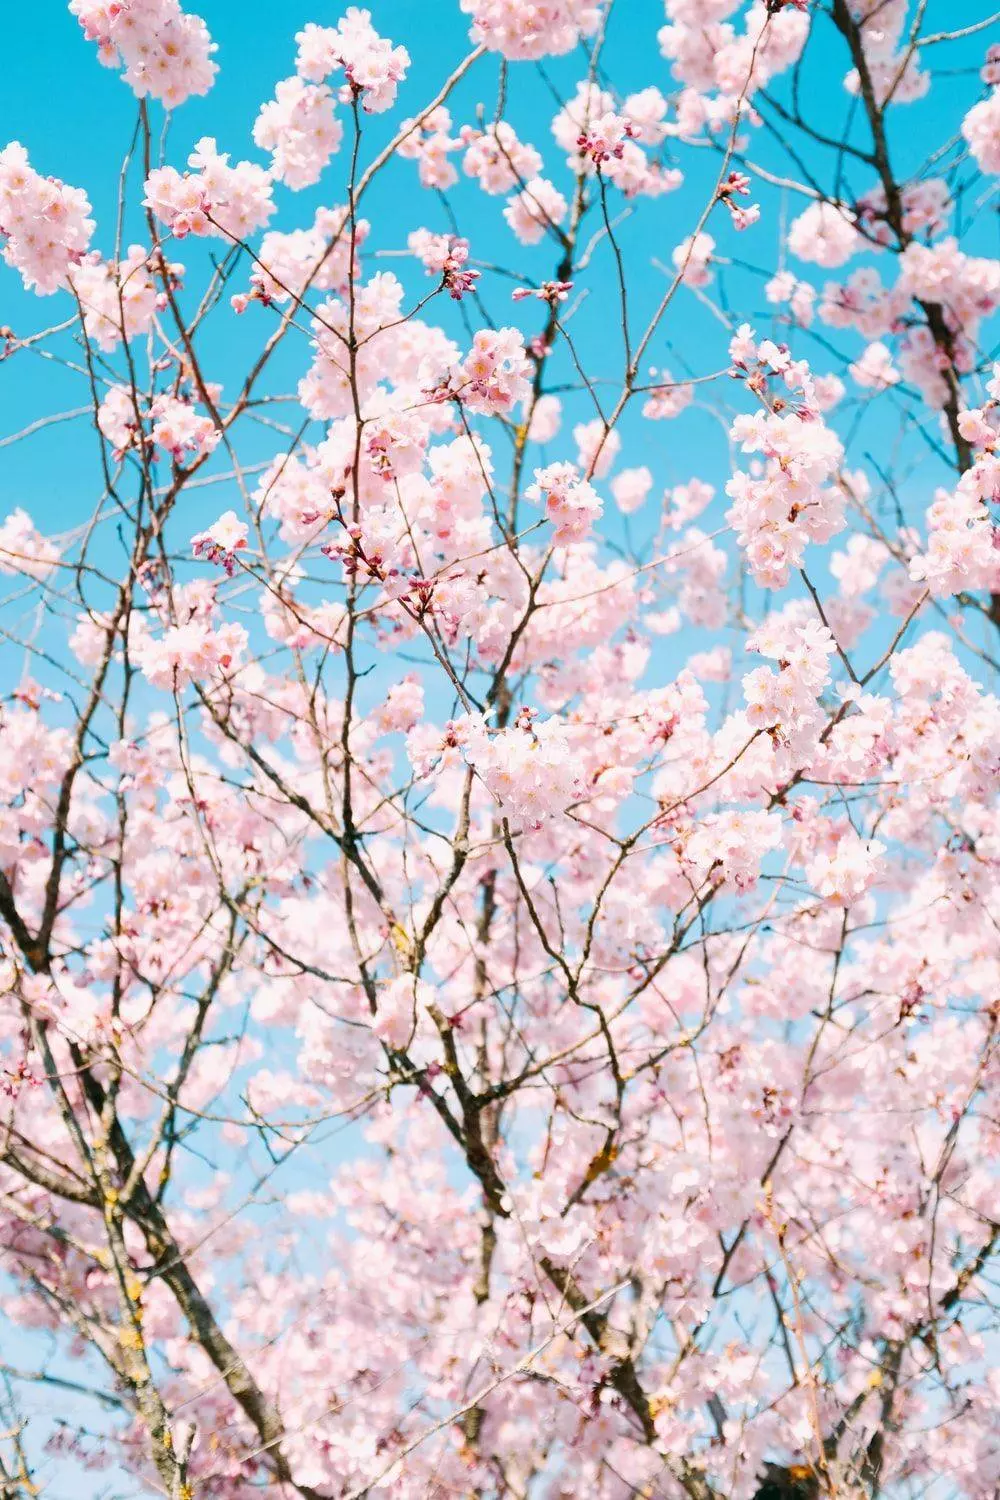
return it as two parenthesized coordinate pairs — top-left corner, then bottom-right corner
(1, 2), (1000, 1497)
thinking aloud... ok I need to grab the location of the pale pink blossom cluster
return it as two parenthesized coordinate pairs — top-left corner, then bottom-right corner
(717, 169), (760, 232)
(849, 340), (900, 391)
(253, 77), (343, 189)
(144, 138), (274, 241)
(666, 477), (715, 529)
(191, 511), (249, 575)
(807, 828), (885, 905)
(742, 616), (836, 748)
(726, 328), (845, 587)
(963, 86), (1000, 175)
(910, 380), (1000, 597)
(642, 372), (693, 421)
(573, 418), (620, 479)
(893, 240), (1000, 406)
(461, 710), (583, 825)
(407, 229), (478, 299)
(611, 466), (653, 515)
(685, 807), (782, 891)
(69, 245), (174, 351)
(659, 0), (809, 114)
(371, 973), (430, 1050)
(575, 110), (639, 166)
(664, 527), (727, 628)
(460, 0), (605, 60)
(526, 461), (604, 544)
(503, 177), (568, 244)
(787, 200), (860, 268)
(0, 143), (93, 295)
(843, 0), (928, 106)
(298, 271), (458, 420)
(68, 0), (217, 106)
(294, 12), (410, 113)
(765, 270), (817, 327)
(456, 327), (532, 415)
(150, 393), (220, 461)
(461, 122), (541, 193)
(396, 107), (461, 190)
(673, 230), (715, 286)
(818, 267), (908, 341)
(240, 206), (366, 308)
(0, 509), (59, 581)
(97, 384), (220, 463)
(134, 616), (247, 689)
(375, 676), (424, 735)
(552, 82), (682, 198)
(857, 178), (953, 243)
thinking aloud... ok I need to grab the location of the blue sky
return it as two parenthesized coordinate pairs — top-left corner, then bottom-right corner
(2, 1), (1000, 1495)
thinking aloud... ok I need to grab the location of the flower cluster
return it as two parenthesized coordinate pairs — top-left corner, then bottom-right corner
(70, 245), (177, 351)
(295, 11), (410, 113)
(253, 77), (343, 189)
(144, 138), (274, 241)
(526, 461), (603, 544)
(726, 327), (845, 587)
(460, 0), (605, 60)
(0, 508), (58, 581)
(717, 170), (760, 231)
(461, 710), (583, 825)
(408, 229), (479, 299)
(240, 206), (366, 309)
(191, 512), (249, 575)
(456, 327), (532, 415)
(97, 385), (220, 464)
(69, 0), (217, 106)
(910, 377), (1000, 597)
(0, 143), (93, 295)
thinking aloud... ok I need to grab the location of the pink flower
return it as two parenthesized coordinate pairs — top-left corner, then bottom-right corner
(0, 144), (94, 295)
(611, 467), (653, 515)
(69, 244), (174, 351)
(144, 138), (274, 242)
(460, 710), (584, 825)
(457, 328), (532, 415)
(253, 77), (343, 189)
(0, 509), (58, 581)
(461, 122), (541, 193)
(672, 231), (715, 286)
(807, 832), (885, 906)
(787, 200), (860, 268)
(191, 512), (248, 575)
(294, 12), (409, 114)
(527, 461), (603, 544)
(69, 0), (217, 107)
(460, 0), (604, 60)
(503, 178), (567, 245)
(849, 341), (901, 391)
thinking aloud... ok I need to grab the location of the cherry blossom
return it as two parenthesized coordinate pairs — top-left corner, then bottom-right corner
(294, 12), (410, 113)
(787, 199), (860, 267)
(461, 0), (605, 60)
(0, 144), (93, 294)
(144, 137), (274, 240)
(69, 0), (217, 106)
(1, 7), (999, 1499)
(253, 76), (343, 188)
(0, 509), (58, 580)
